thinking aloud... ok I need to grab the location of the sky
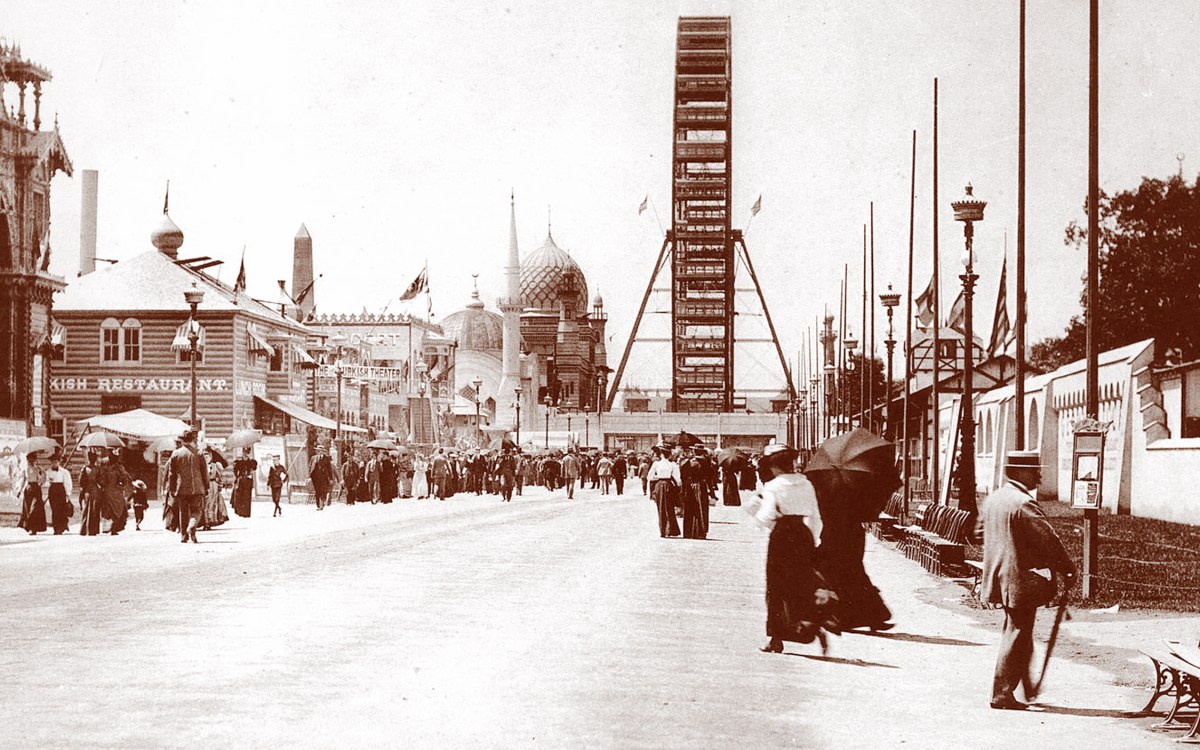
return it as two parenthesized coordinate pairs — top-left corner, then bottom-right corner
(10, 0), (1200, 397)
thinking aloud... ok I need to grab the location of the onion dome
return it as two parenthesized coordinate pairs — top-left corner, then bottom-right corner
(519, 231), (589, 315)
(440, 283), (504, 352)
(592, 291), (604, 308)
(151, 214), (184, 258)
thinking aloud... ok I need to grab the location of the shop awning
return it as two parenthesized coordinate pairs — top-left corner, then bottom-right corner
(254, 395), (367, 434)
(293, 343), (317, 367)
(171, 319), (206, 350)
(246, 325), (275, 356)
(78, 408), (191, 441)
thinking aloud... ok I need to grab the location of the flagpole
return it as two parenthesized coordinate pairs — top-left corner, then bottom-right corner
(1015, 0), (1027, 451)
(931, 77), (942, 506)
(869, 201), (876, 433)
(904, 129), (917, 518)
(860, 222), (867, 430)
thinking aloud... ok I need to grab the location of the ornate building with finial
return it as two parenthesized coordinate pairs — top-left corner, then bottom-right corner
(0, 41), (71, 440)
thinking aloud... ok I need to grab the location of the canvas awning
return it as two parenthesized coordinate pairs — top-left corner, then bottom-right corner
(246, 325), (275, 356)
(254, 395), (367, 434)
(293, 343), (317, 367)
(78, 408), (191, 441)
(171, 319), (206, 350)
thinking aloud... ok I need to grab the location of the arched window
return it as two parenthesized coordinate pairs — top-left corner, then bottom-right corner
(121, 318), (142, 363)
(1028, 400), (1040, 449)
(100, 318), (121, 362)
(985, 411), (994, 454)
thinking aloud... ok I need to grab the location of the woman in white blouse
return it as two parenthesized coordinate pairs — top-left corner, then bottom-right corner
(45, 454), (74, 534)
(754, 443), (837, 655)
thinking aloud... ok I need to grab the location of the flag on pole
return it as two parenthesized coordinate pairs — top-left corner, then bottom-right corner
(914, 275), (935, 328)
(233, 255), (246, 295)
(988, 254), (1011, 357)
(946, 288), (966, 334)
(400, 265), (428, 302)
(751, 194), (762, 216)
(163, 181), (170, 214)
(638, 195), (648, 215)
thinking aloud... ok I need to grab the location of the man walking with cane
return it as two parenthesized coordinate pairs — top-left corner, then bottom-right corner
(981, 450), (1075, 710)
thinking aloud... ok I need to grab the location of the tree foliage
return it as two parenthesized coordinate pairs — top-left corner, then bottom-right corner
(1030, 175), (1200, 371)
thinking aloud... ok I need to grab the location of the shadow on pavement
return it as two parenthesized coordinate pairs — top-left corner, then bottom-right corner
(789, 653), (900, 669)
(841, 630), (986, 647)
(1031, 705), (1150, 719)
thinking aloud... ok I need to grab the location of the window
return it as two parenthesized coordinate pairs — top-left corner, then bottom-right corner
(122, 319), (141, 362)
(177, 348), (204, 364)
(101, 318), (142, 362)
(269, 347), (284, 372)
(101, 318), (121, 361)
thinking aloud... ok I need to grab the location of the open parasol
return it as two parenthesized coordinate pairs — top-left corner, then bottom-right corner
(668, 430), (704, 448)
(78, 431), (126, 449)
(14, 436), (60, 455)
(224, 429), (263, 451)
(716, 447), (749, 471)
(488, 436), (518, 452)
(804, 428), (901, 522)
(367, 438), (397, 450)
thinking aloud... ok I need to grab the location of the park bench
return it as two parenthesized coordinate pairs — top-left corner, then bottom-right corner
(868, 491), (906, 541)
(1140, 640), (1200, 741)
(897, 503), (974, 577)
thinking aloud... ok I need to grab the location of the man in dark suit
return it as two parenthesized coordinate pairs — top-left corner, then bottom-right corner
(981, 450), (1076, 710)
(166, 428), (209, 544)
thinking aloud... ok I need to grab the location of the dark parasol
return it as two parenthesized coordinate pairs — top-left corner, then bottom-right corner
(804, 428), (901, 522)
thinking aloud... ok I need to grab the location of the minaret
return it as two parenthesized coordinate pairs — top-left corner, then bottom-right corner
(293, 224), (315, 321)
(496, 193), (524, 432)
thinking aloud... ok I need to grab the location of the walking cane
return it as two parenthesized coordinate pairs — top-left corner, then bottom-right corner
(1026, 579), (1073, 701)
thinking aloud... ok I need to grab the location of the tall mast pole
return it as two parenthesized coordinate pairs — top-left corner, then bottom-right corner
(904, 130), (917, 517)
(869, 201), (877, 433)
(1083, 0), (1101, 599)
(931, 78), (942, 505)
(1015, 0), (1027, 451)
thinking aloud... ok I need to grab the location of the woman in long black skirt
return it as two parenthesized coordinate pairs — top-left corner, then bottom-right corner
(754, 444), (838, 654)
(45, 454), (73, 534)
(18, 456), (48, 535)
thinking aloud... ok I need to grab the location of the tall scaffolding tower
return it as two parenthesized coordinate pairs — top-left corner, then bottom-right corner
(607, 15), (794, 413)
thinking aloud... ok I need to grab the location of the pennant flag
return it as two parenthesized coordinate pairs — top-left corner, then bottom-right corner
(946, 288), (966, 334)
(233, 249), (247, 295)
(400, 265), (428, 302)
(988, 254), (1011, 357)
(751, 194), (762, 216)
(638, 195), (648, 215)
(914, 275), (935, 328)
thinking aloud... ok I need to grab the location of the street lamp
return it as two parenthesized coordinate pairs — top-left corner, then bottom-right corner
(596, 372), (604, 449)
(798, 391), (809, 451)
(843, 327), (859, 431)
(809, 375), (819, 445)
(785, 400), (795, 448)
(952, 183), (986, 515)
(514, 384), (523, 446)
(472, 376), (484, 440)
(879, 283), (901, 438)
(330, 333), (346, 456)
(183, 284), (205, 428)
(543, 394), (552, 449)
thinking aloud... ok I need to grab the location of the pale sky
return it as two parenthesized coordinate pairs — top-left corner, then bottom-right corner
(11, 0), (1200, 396)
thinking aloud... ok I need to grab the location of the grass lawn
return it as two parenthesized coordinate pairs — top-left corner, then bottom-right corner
(1037, 501), (1200, 611)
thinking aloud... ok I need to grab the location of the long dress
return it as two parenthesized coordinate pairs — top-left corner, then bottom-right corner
(231, 458), (256, 517)
(79, 464), (102, 536)
(680, 458), (707, 540)
(757, 473), (839, 645)
(815, 495), (891, 630)
(412, 458), (429, 498)
(202, 464), (229, 528)
(47, 479), (71, 534)
(96, 460), (131, 534)
(18, 475), (48, 534)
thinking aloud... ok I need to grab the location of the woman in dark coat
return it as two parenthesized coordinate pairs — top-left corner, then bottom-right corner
(754, 444), (838, 654)
(810, 472), (893, 632)
(679, 448), (708, 540)
(80, 451), (103, 536)
(231, 450), (257, 517)
(379, 454), (397, 504)
(96, 450), (131, 535)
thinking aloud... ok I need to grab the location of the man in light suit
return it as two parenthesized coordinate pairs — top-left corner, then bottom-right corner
(981, 450), (1075, 710)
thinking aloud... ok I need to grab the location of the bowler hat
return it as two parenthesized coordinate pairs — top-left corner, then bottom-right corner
(1005, 450), (1040, 469)
(179, 427), (198, 441)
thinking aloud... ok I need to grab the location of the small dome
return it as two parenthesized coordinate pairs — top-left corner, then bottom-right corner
(592, 291), (604, 307)
(519, 231), (589, 315)
(441, 286), (504, 352)
(151, 214), (184, 258)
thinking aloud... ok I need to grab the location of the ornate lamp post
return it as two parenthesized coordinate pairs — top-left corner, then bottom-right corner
(183, 284), (205, 428)
(843, 327), (859, 431)
(329, 333), (347, 455)
(514, 385), (523, 446)
(879, 284), (901, 438)
(543, 394), (553, 449)
(472, 376), (484, 441)
(798, 391), (809, 451)
(785, 400), (795, 448)
(595, 372), (604, 449)
(952, 184), (986, 514)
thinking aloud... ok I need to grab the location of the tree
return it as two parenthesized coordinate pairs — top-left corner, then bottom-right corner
(1031, 174), (1200, 371)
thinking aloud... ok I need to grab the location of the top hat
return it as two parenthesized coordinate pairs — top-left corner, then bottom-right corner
(1004, 450), (1040, 469)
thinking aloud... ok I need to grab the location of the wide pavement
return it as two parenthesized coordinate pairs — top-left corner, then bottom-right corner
(0, 485), (1180, 749)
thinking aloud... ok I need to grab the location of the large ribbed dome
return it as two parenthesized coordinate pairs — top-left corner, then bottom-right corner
(519, 231), (589, 314)
(440, 286), (504, 352)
